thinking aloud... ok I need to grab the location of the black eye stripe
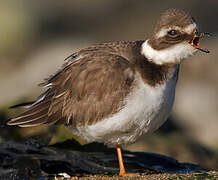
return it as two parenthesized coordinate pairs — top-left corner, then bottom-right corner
(165, 33), (188, 43)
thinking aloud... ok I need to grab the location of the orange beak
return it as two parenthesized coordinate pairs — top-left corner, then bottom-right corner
(190, 32), (210, 53)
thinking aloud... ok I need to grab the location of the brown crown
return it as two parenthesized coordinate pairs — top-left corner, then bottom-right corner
(153, 9), (194, 35)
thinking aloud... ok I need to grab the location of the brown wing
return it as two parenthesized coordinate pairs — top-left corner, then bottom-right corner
(8, 50), (135, 127)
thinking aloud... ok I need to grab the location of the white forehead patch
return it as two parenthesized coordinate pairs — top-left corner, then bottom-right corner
(155, 23), (197, 39)
(183, 23), (197, 34)
(141, 40), (197, 65)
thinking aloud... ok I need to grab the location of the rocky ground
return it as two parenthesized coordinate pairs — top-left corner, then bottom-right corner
(0, 137), (217, 180)
(61, 172), (218, 180)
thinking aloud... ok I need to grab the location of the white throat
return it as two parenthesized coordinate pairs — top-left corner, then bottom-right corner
(141, 40), (197, 65)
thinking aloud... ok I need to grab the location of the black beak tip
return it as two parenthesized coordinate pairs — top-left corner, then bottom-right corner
(205, 49), (210, 53)
(198, 48), (210, 53)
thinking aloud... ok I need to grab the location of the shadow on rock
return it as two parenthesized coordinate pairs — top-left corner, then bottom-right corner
(0, 138), (205, 179)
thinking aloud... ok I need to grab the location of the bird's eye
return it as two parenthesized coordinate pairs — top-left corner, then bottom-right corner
(168, 30), (177, 36)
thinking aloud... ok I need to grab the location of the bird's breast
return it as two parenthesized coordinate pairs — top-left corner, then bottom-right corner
(71, 69), (178, 147)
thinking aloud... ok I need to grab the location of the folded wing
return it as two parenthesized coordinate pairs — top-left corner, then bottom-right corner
(8, 49), (135, 127)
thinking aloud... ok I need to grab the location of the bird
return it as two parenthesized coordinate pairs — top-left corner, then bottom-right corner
(7, 8), (209, 177)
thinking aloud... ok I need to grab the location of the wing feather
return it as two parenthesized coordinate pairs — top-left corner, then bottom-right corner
(8, 48), (135, 127)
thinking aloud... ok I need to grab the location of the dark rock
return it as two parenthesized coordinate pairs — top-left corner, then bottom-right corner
(0, 138), (206, 179)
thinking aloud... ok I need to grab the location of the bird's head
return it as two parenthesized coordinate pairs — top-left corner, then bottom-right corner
(141, 8), (210, 65)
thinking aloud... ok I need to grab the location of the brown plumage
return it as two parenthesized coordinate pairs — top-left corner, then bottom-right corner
(7, 40), (173, 127)
(154, 8), (193, 33)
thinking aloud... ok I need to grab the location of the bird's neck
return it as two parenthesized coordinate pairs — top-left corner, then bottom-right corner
(131, 40), (179, 87)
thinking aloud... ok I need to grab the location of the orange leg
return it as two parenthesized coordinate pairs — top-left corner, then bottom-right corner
(116, 146), (138, 177)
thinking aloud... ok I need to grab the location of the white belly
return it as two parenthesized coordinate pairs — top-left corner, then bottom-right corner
(71, 68), (178, 147)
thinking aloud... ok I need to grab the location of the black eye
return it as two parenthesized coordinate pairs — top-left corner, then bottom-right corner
(168, 30), (177, 36)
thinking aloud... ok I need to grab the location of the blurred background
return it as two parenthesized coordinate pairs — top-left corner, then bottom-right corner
(0, 0), (217, 170)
